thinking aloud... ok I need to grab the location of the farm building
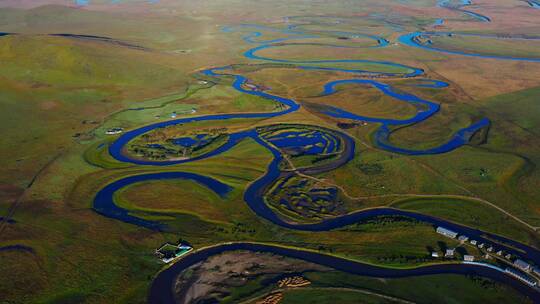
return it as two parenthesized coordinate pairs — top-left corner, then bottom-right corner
(105, 127), (123, 135)
(463, 255), (475, 262)
(155, 242), (193, 263)
(514, 259), (532, 272)
(436, 227), (458, 239)
(458, 235), (469, 242)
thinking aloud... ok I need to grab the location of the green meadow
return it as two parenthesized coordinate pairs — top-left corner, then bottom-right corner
(2, 1), (540, 303)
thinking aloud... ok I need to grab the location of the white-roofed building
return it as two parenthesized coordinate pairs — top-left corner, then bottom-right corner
(463, 255), (475, 262)
(436, 227), (458, 239)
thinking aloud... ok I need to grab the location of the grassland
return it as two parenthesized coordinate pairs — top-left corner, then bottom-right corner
(114, 179), (229, 223)
(428, 34), (540, 58)
(173, 249), (527, 304)
(307, 84), (419, 120)
(252, 44), (415, 74)
(214, 261), (530, 303)
(483, 85), (540, 134)
(2, 0), (540, 303)
(279, 289), (400, 304)
(381, 84), (540, 231)
(80, 136), (469, 267)
(391, 197), (539, 245)
(302, 271), (531, 303)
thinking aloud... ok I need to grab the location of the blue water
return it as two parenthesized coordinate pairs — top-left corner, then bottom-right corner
(0, 216), (16, 224)
(106, 25), (487, 165)
(405, 79), (449, 88)
(148, 242), (540, 303)
(244, 43), (422, 77)
(399, 32), (540, 62)
(96, 127), (355, 231)
(172, 138), (198, 147)
(145, 144), (164, 149)
(222, 24), (420, 78)
(93, 171), (232, 230)
(238, 135), (536, 272)
(171, 134), (210, 148)
(94, 147), (540, 280)
(436, 0), (491, 22)
(108, 73), (299, 166)
(264, 130), (340, 155)
(222, 24), (312, 44)
(100, 24), (491, 226)
(107, 69), (483, 162)
(0, 244), (34, 253)
(134, 139), (540, 300)
(318, 79), (489, 154)
(374, 118), (490, 155)
(463, 10), (491, 22)
(528, 0), (540, 8)
(320, 79), (439, 124)
(437, 0), (450, 6)
(89, 19), (540, 299)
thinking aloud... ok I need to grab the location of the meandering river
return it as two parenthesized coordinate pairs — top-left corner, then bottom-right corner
(89, 19), (540, 303)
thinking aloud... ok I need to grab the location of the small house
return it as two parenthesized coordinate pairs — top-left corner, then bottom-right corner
(436, 227), (458, 239)
(514, 259), (532, 272)
(105, 127), (123, 135)
(463, 255), (475, 262)
(458, 235), (469, 242)
(445, 248), (455, 258)
(155, 242), (193, 263)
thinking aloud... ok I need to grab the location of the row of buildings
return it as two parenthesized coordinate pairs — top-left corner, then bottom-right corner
(434, 227), (474, 261)
(431, 248), (475, 261)
(436, 226), (540, 286)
